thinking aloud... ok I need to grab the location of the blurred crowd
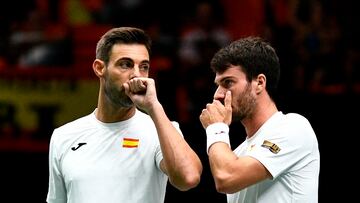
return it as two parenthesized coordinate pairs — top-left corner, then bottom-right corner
(0, 0), (359, 125)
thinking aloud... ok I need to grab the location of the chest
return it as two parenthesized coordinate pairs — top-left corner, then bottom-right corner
(59, 127), (159, 183)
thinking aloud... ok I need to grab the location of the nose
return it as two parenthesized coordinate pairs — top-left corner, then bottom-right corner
(130, 65), (141, 79)
(213, 86), (227, 101)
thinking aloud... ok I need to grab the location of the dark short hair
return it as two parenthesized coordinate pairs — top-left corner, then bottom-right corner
(96, 27), (152, 65)
(210, 36), (280, 100)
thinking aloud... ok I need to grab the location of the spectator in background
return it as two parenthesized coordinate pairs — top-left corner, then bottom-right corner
(221, 0), (265, 39)
(176, 1), (231, 123)
(97, 0), (148, 26)
(0, 0), (36, 68)
(294, 0), (344, 94)
(178, 1), (231, 68)
(8, 1), (72, 68)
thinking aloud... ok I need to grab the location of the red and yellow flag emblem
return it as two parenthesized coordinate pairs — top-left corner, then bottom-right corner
(122, 138), (139, 148)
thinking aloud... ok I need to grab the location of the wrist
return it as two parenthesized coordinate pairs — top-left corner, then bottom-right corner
(147, 101), (163, 116)
(206, 122), (230, 154)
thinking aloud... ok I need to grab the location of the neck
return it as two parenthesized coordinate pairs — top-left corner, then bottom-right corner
(96, 91), (136, 123)
(96, 105), (136, 123)
(242, 100), (278, 138)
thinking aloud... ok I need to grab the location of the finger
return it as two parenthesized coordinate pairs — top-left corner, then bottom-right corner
(199, 109), (209, 128)
(200, 108), (207, 117)
(123, 83), (130, 95)
(212, 100), (221, 106)
(206, 103), (214, 112)
(135, 78), (142, 86)
(137, 79), (147, 91)
(128, 78), (145, 93)
(127, 79), (135, 91)
(224, 91), (232, 109)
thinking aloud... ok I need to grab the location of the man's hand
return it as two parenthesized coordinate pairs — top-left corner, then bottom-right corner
(199, 91), (232, 129)
(123, 77), (159, 113)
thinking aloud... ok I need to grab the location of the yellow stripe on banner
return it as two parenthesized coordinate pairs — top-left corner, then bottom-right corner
(123, 138), (139, 148)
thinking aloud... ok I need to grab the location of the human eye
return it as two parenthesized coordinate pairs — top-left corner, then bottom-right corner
(139, 62), (150, 72)
(118, 59), (134, 69)
(222, 79), (234, 88)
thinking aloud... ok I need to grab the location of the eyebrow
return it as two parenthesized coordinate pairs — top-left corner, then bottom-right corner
(116, 57), (132, 62)
(140, 60), (150, 64)
(215, 75), (233, 85)
(116, 57), (150, 64)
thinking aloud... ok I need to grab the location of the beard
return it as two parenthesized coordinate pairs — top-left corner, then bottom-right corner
(232, 83), (256, 122)
(103, 73), (134, 108)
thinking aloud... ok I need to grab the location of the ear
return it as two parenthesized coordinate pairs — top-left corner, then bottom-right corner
(93, 59), (106, 78)
(255, 74), (266, 94)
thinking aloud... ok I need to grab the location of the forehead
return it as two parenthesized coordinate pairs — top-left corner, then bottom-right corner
(110, 44), (149, 62)
(215, 65), (246, 83)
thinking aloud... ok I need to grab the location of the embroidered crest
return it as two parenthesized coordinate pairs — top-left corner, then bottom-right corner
(261, 140), (281, 154)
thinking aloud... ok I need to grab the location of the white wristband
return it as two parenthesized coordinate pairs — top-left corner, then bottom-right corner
(206, 122), (230, 154)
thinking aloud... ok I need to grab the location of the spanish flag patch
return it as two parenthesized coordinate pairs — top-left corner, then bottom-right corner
(122, 138), (139, 148)
(261, 140), (281, 154)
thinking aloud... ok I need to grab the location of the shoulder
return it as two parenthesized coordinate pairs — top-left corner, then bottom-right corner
(284, 112), (309, 122)
(264, 112), (312, 134)
(281, 112), (313, 132)
(51, 113), (94, 142)
(261, 112), (317, 148)
(278, 112), (318, 148)
(55, 113), (92, 133)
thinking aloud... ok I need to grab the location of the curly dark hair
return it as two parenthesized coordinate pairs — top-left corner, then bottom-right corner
(210, 36), (280, 100)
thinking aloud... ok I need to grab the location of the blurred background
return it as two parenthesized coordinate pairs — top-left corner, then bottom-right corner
(0, 0), (359, 202)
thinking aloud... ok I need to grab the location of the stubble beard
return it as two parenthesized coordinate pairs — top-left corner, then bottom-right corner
(104, 75), (134, 108)
(232, 84), (256, 122)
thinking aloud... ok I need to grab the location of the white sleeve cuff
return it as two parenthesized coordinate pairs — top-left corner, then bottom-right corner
(206, 122), (230, 154)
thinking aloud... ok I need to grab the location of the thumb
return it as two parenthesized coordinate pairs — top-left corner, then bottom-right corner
(224, 91), (232, 125)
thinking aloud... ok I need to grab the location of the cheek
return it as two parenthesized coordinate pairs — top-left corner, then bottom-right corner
(232, 94), (241, 109)
(110, 69), (131, 83)
(232, 86), (250, 106)
(140, 70), (149, 77)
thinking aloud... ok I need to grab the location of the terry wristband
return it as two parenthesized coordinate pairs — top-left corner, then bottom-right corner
(206, 122), (230, 154)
